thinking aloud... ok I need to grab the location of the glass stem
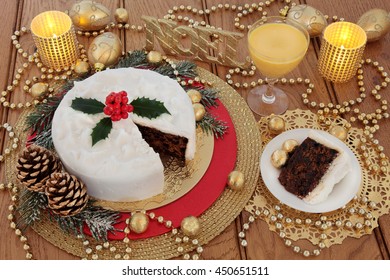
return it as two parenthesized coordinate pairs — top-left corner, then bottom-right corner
(262, 77), (277, 104)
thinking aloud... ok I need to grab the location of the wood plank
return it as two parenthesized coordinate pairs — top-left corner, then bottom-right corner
(0, 0), (23, 260)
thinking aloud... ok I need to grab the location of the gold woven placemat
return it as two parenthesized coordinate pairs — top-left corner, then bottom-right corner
(6, 67), (261, 259)
(245, 109), (390, 248)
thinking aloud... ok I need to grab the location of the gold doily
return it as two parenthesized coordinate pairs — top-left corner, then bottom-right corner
(245, 109), (390, 248)
(6, 67), (261, 259)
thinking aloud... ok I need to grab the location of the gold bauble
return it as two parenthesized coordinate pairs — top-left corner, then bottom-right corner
(287, 4), (327, 37)
(227, 170), (245, 191)
(282, 139), (299, 153)
(94, 62), (105, 72)
(129, 212), (149, 234)
(271, 150), (288, 168)
(30, 82), (48, 98)
(69, 0), (111, 31)
(357, 9), (390, 42)
(146, 51), (163, 64)
(181, 216), (201, 237)
(187, 89), (202, 104)
(268, 116), (285, 134)
(88, 32), (122, 67)
(74, 60), (90, 76)
(329, 125), (348, 141)
(114, 8), (129, 23)
(193, 103), (206, 121)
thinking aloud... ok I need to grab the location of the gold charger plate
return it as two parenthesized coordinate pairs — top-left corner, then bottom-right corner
(6, 67), (262, 259)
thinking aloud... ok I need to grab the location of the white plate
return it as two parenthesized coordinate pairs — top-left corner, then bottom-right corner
(260, 128), (361, 213)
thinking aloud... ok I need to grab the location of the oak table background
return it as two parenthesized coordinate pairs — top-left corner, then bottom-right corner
(0, 0), (389, 260)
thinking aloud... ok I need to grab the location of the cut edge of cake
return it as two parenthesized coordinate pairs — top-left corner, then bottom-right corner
(302, 131), (352, 204)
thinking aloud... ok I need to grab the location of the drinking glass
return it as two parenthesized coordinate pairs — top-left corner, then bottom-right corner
(247, 16), (310, 116)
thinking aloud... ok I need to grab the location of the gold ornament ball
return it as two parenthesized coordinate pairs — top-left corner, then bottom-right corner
(193, 103), (206, 121)
(181, 216), (201, 237)
(146, 51), (163, 64)
(187, 89), (202, 104)
(357, 9), (390, 42)
(74, 60), (90, 76)
(94, 62), (105, 72)
(287, 4), (327, 37)
(227, 171), (245, 191)
(129, 212), (149, 234)
(69, 0), (111, 31)
(268, 116), (285, 134)
(114, 8), (129, 23)
(88, 32), (123, 67)
(30, 82), (48, 98)
(329, 126), (348, 141)
(282, 139), (299, 153)
(271, 150), (288, 168)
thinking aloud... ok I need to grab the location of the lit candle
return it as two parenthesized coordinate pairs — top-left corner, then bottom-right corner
(31, 11), (79, 70)
(318, 22), (367, 83)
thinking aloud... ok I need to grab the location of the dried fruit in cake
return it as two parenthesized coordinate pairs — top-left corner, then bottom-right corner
(278, 131), (351, 204)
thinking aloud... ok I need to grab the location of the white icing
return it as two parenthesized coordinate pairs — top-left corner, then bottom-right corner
(51, 68), (196, 201)
(303, 131), (351, 204)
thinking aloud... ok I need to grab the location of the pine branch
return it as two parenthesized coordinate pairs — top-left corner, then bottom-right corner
(25, 95), (63, 135)
(49, 200), (120, 241)
(175, 61), (198, 78)
(197, 112), (228, 139)
(116, 50), (149, 68)
(199, 88), (219, 108)
(16, 188), (48, 231)
(30, 129), (53, 150)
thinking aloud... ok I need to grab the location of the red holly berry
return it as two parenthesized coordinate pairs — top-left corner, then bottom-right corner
(103, 106), (113, 116)
(104, 91), (130, 121)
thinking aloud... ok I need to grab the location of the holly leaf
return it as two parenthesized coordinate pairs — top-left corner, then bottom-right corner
(131, 97), (170, 119)
(91, 117), (112, 146)
(71, 97), (105, 114)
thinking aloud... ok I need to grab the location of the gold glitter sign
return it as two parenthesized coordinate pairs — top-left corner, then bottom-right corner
(142, 16), (250, 68)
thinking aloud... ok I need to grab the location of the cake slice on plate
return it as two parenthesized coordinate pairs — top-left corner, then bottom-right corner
(278, 130), (351, 204)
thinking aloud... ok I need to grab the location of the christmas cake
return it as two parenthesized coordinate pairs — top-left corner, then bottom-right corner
(278, 131), (351, 204)
(51, 68), (196, 202)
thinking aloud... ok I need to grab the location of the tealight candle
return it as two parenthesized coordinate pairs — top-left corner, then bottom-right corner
(318, 22), (367, 83)
(31, 11), (79, 69)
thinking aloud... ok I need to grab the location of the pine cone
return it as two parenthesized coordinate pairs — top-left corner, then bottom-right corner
(16, 145), (62, 192)
(45, 172), (89, 217)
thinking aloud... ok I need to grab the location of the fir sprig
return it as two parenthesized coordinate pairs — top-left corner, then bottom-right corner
(31, 129), (54, 150)
(25, 94), (63, 135)
(116, 50), (148, 68)
(49, 200), (120, 241)
(17, 187), (120, 241)
(199, 88), (218, 108)
(197, 112), (228, 139)
(17, 188), (48, 231)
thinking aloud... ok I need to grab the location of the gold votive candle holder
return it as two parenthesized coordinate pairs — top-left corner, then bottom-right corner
(318, 22), (367, 83)
(31, 11), (79, 70)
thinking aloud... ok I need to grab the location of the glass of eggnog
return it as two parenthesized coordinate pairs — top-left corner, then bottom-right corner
(247, 16), (309, 116)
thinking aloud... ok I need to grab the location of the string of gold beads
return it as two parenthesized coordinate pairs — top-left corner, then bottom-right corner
(4, 183), (34, 259)
(239, 196), (376, 257)
(164, 1), (346, 33)
(0, 123), (19, 163)
(75, 21), (144, 37)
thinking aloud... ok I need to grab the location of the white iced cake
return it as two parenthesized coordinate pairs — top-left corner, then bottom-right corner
(51, 68), (196, 202)
(278, 131), (351, 205)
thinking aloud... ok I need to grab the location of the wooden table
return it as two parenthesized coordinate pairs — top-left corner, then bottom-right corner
(1, 0), (389, 260)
